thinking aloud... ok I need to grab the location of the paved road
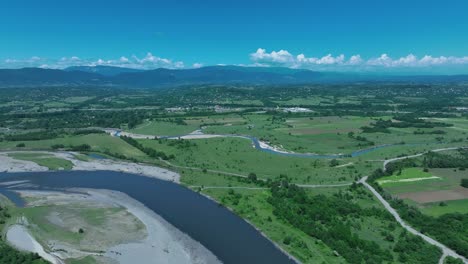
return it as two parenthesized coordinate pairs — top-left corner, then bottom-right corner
(121, 129), (468, 262)
(383, 146), (467, 172)
(366, 145), (468, 264)
(360, 176), (467, 263)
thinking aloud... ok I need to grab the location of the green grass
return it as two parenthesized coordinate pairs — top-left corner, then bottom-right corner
(73, 153), (91, 162)
(272, 96), (333, 106)
(63, 96), (95, 103)
(377, 168), (438, 186)
(181, 170), (261, 188)
(22, 206), (97, 245)
(202, 114), (468, 156)
(420, 199), (468, 217)
(204, 189), (346, 263)
(67, 256), (97, 264)
(202, 184), (411, 263)
(21, 205), (126, 248)
(383, 168), (467, 194)
(129, 120), (200, 136)
(128, 115), (248, 136)
(8, 152), (73, 170)
(140, 137), (376, 184)
(427, 117), (468, 131)
(217, 99), (264, 106)
(0, 134), (149, 161)
(203, 115), (377, 154)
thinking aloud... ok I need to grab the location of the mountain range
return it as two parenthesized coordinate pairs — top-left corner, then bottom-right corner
(0, 65), (467, 88)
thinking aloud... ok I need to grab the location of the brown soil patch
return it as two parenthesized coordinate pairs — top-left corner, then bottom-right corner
(398, 187), (468, 203)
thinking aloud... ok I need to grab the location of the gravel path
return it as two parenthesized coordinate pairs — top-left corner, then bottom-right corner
(382, 147), (468, 172)
(365, 145), (468, 264)
(360, 176), (467, 264)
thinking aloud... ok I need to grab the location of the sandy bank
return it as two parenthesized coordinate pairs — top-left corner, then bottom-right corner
(11, 189), (221, 264)
(6, 224), (62, 264)
(0, 151), (180, 183)
(89, 189), (221, 264)
(0, 154), (48, 172)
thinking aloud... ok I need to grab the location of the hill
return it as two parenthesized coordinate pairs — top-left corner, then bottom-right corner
(0, 66), (467, 88)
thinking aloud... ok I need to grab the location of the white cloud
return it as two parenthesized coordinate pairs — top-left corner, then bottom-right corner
(0, 52), (188, 70)
(317, 54), (345, 65)
(254, 49), (355, 68)
(126, 52), (184, 69)
(348, 55), (363, 65)
(192, 63), (203, 68)
(250, 48), (468, 71)
(119, 56), (129, 63)
(250, 48), (294, 64)
(1, 53), (188, 70)
(3, 56), (45, 67)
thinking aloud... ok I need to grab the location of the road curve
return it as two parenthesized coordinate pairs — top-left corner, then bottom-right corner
(382, 147), (468, 172)
(360, 176), (467, 263)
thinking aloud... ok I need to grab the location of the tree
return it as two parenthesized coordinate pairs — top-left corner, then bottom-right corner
(461, 179), (468, 188)
(248, 172), (257, 182)
(329, 159), (339, 167)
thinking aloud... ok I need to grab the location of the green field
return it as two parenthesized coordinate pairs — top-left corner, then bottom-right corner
(1, 84), (468, 264)
(377, 168), (440, 187)
(0, 134), (149, 161)
(140, 137), (379, 184)
(382, 168), (467, 194)
(203, 184), (440, 263)
(420, 199), (468, 217)
(204, 188), (347, 263)
(129, 120), (200, 136)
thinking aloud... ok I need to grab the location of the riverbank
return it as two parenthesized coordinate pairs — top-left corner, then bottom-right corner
(4, 188), (221, 264)
(6, 223), (62, 264)
(0, 151), (180, 182)
(92, 189), (221, 264)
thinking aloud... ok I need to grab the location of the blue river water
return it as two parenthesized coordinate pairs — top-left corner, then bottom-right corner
(0, 171), (296, 264)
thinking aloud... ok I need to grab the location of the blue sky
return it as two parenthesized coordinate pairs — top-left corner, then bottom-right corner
(1, 0), (468, 73)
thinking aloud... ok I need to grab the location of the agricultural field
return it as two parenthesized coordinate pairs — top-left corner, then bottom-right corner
(1, 84), (468, 264)
(379, 168), (468, 216)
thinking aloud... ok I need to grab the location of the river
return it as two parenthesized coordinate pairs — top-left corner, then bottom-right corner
(0, 170), (296, 264)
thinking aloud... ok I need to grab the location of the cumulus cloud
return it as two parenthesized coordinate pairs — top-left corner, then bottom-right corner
(250, 48), (468, 71)
(192, 63), (203, 68)
(250, 48), (294, 64)
(348, 55), (363, 65)
(1, 53), (187, 70)
(4, 56), (46, 67)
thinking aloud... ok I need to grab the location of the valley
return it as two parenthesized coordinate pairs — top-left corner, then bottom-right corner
(0, 83), (467, 263)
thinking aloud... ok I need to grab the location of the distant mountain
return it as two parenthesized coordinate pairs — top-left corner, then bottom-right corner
(0, 68), (107, 87)
(112, 66), (326, 87)
(0, 66), (467, 88)
(65, 65), (144, 76)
